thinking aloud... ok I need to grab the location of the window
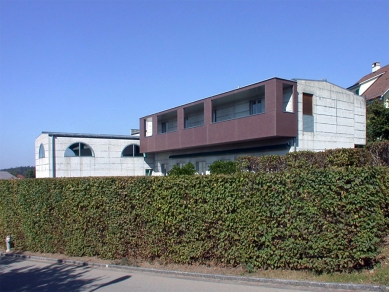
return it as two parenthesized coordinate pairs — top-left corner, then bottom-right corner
(122, 144), (142, 157)
(303, 93), (314, 132)
(38, 144), (45, 159)
(158, 111), (177, 134)
(250, 99), (264, 115)
(161, 122), (167, 133)
(196, 161), (207, 175)
(303, 93), (313, 115)
(184, 103), (204, 128)
(160, 163), (167, 176)
(144, 117), (153, 137)
(283, 84), (294, 112)
(64, 142), (94, 157)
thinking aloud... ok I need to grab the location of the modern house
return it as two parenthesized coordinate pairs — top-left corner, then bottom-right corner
(140, 78), (366, 175)
(35, 77), (366, 178)
(348, 62), (389, 107)
(35, 131), (154, 178)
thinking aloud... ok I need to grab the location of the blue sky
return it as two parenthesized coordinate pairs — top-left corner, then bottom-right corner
(0, 0), (388, 169)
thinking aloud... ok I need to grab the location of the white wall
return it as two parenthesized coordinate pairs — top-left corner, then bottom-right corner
(35, 134), (51, 178)
(35, 133), (153, 178)
(295, 80), (366, 152)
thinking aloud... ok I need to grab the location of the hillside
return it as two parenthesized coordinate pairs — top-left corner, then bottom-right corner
(0, 166), (35, 178)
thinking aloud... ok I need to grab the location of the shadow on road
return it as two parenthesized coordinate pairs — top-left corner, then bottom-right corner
(0, 255), (131, 292)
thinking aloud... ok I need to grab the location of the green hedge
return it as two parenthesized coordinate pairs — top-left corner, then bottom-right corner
(237, 141), (389, 173)
(0, 167), (388, 273)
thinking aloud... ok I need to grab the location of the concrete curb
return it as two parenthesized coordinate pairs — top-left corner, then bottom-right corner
(1, 252), (387, 291)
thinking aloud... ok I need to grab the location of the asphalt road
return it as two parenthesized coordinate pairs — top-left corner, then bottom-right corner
(0, 256), (378, 292)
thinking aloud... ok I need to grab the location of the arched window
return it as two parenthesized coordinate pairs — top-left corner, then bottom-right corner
(38, 144), (45, 159)
(64, 142), (94, 157)
(122, 144), (142, 157)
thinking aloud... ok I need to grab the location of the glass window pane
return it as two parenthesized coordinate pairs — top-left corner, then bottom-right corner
(39, 144), (45, 158)
(80, 143), (93, 156)
(122, 145), (134, 157)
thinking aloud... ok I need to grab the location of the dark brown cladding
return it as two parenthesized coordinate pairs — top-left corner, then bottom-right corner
(140, 78), (298, 154)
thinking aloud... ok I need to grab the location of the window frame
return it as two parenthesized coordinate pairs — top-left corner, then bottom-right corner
(64, 142), (94, 157)
(303, 93), (313, 116)
(38, 144), (45, 159)
(250, 98), (264, 115)
(121, 144), (142, 157)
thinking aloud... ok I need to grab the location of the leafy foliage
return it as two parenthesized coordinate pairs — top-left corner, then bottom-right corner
(237, 144), (389, 172)
(367, 100), (389, 142)
(209, 160), (237, 175)
(0, 167), (388, 273)
(167, 162), (197, 176)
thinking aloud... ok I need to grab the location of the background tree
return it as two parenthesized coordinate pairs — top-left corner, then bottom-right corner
(24, 169), (36, 178)
(366, 100), (389, 142)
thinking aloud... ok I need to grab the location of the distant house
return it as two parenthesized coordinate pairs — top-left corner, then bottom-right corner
(0, 171), (17, 180)
(348, 62), (389, 108)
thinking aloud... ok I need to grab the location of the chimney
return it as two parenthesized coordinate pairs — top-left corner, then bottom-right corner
(372, 62), (381, 72)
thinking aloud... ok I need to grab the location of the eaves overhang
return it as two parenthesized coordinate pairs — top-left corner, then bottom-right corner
(42, 131), (139, 140)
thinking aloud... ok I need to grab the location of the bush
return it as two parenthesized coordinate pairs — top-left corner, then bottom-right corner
(209, 160), (237, 175)
(0, 167), (388, 273)
(167, 162), (197, 176)
(236, 144), (389, 173)
(367, 141), (389, 167)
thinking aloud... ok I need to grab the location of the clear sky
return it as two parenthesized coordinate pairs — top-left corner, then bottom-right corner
(0, 0), (388, 169)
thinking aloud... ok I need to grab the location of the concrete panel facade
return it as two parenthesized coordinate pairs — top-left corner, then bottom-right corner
(295, 80), (366, 152)
(35, 132), (154, 178)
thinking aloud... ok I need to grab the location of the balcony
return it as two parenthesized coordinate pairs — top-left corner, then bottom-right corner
(140, 78), (298, 154)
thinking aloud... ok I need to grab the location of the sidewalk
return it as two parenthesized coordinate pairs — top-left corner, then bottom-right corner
(1, 253), (387, 292)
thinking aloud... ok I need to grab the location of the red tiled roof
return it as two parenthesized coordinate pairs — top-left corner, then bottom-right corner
(353, 64), (389, 101)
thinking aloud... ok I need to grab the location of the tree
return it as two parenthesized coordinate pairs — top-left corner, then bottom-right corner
(24, 169), (35, 178)
(366, 100), (389, 142)
(167, 162), (197, 176)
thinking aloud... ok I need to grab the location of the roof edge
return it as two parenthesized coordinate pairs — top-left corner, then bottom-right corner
(41, 131), (139, 140)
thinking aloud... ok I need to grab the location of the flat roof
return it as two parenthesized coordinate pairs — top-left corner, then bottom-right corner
(42, 131), (139, 140)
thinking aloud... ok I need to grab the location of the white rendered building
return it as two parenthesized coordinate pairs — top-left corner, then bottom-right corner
(36, 78), (366, 177)
(35, 132), (154, 178)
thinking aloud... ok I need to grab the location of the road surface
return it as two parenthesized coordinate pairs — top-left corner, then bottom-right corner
(0, 256), (376, 292)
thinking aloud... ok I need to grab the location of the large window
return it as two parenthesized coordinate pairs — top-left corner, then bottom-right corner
(250, 99), (265, 115)
(303, 93), (313, 115)
(303, 93), (314, 132)
(64, 142), (94, 157)
(196, 161), (207, 175)
(122, 144), (142, 157)
(158, 111), (177, 134)
(144, 117), (153, 137)
(38, 144), (45, 158)
(184, 103), (204, 129)
(212, 85), (265, 123)
(283, 84), (294, 113)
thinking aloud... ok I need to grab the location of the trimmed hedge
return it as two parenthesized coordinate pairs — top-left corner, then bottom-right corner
(237, 142), (389, 173)
(0, 167), (388, 273)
